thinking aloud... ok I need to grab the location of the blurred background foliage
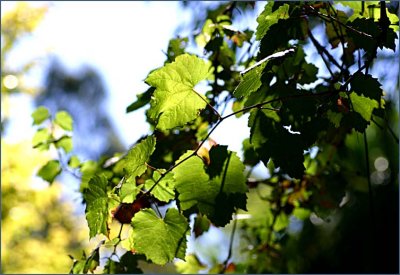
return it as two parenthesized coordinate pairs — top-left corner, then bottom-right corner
(1, 3), (91, 273)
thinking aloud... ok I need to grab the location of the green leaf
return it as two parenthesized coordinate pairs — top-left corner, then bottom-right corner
(120, 177), (143, 203)
(350, 72), (383, 101)
(118, 136), (156, 180)
(175, 254), (207, 274)
(32, 128), (51, 150)
(349, 92), (379, 122)
(193, 214), (211, 238)
(144, 170), (175, 202)
(126, 87), (154, 113)
(104, 253), (144, 274)
(256, 3), (289, 40)
(68, 155), (81, 168)
(31, 106), (50, 125)
(146, 53), (212, 130)
(83, 244), (101, 274)
(326, 109), (343, 128)
(37, 160), (61, 183)
(173, 146), (247, 226)
(54, 110), (73, 131)
(55, 135), (73, 153)
(234, 62), (265, 99)
(129, 208), (189, 265)
(84, 174), (109, 238)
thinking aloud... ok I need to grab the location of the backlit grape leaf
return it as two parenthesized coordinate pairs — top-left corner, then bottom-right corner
(118, 135), (156, 180)
(175, 254), (207, 274)
(173, 146), (247, 226)
(326, 109), (343, 128)
(256, 3), (289, 40)
(54, 110), (73, 131)
(68, 155), (81, 168)
(31, 106), (50, 125)
(32, 128), (51, 150)
(129, 208), (189, 265)
(120, 177), (143, 203)
(37, 160), (61, 183)
(349, 92), (379, 122)
(84, 174), (109, 238)
(146, 53), (212, 130)
(55, 135), (73, 153)
(144, 170), (175, 202)
(350, 72), (382, 101)
(233, 62), (265, 99)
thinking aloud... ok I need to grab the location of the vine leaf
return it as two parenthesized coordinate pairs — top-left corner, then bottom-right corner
(31, 106), (50, 125)
(256, 3), (289, 40)
(144, 170), (175, 202)
(37, 160), (61, 183)
(117, 135), (156, 181)
(55, 135), (73, 153)
(84, 174), (109, 238)
(146, 53), (212, 130)
(349, 92), (379, 122)
(129, 208), (189, 265)
(234, 62), (265, 99)
(54, 110), (73, 131)
(350, 72), (383, 101)
(173, 146), (247, 226)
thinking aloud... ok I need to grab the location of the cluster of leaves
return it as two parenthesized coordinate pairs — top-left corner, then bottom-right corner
(32, 1), (398, 273)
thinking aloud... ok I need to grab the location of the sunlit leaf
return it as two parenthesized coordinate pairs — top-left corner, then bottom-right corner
(31, 106), (50, 125)
(84, 174), (109, 238)
(129, 208), (189, 265)
(146, 54), (212, 130)
(54, 110), (73, 131)
(37, 160), (61, 183)
(256, 3), (289, 40)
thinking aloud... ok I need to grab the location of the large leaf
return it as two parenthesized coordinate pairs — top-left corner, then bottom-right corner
(118, 135), (156, 180)
(256, 3), (289, 40)
(146, 53), (212, 130)
(129, 208), (189, 265)
(84, 175), (109, 238)
(173, 146), (247, 226)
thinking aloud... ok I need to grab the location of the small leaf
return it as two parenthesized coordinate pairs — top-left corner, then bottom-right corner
(55, 136), (73, 153)
(84, 174), (109, 238)
(32, 106), (50, 125)
(54, 110), (73, 131)
(144, 170), (175, 202)
(32, 128), (51, 150)
(350, 72), (383, 101)
(129, 208), (189, 265)
(234, 62), (266, 99)
(175, 254), (207, 274)
(193, 214), (211, 238)
(256, 3), (289, 40)
(146, 53), (212, 130)
(37, 160), (61, 183)
(120, 178), (143, 203)
(117, 135), (156, 181)
(349, 92), (379, 122)
(68, 155), (81, 168)
(126, 87), (154, 113)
